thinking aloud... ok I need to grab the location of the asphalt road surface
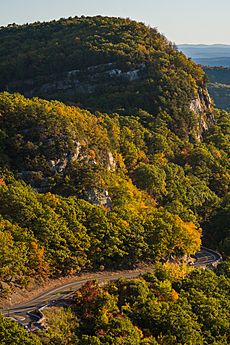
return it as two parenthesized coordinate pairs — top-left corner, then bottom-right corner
(2, 269), (153, 324)
(193, 246), (222, 267)
(1, 247), (222, 328)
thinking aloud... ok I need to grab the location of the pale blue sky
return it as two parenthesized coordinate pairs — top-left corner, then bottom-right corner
(0, 0), (229, 44)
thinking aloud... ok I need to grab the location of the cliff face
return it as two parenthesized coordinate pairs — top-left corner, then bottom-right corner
(0, 17), (218, 214)
(190, 86), (214, 141)
(7, 62), (146, 102)
(6, 61), (215, 142)
(0, 16), (213, 141)
(17, 136), (115, 207)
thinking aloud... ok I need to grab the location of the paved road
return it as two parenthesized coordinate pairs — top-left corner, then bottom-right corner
(193, 246), (222, 267)
(1, 247), (222, 327)
(1, 268), (153, 323)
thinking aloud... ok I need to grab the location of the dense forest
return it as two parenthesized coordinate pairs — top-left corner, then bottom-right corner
(0, 91), (229, 287)
(0, 15), (209, 141)
(1, 262), (230, 344)
(0, 16), (229, 344)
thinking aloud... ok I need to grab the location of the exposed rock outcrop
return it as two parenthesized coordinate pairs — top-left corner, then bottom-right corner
(6, 62), (146, 99)
(190, 86), (214, 141)
(50, 141), (83, 173)
(107, 152), (116, 172)
(16, 137), (114, 208)
(86, 187), (112, 210)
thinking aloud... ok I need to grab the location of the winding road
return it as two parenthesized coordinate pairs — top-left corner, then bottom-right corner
(193, 246), (222, 267)
(1, 247), (222, 328)
(1, 268), (153, 326)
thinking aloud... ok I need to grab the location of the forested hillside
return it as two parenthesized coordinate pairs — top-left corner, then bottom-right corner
(1, 263), (230, 344)
(0, 16), (211, 141)
(0, 90), (229, 290)
(0, 16), (229, 292)
(0, 16), (229, 344)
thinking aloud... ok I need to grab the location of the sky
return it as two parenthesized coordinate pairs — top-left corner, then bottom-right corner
(0, 0), (229, 44)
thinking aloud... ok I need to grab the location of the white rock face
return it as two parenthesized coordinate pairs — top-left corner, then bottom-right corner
(86, 187), (112, 210)
(50, 155), (68, 173)
(71, 141), (82, 161)
(50, 141), (81, 173)
(125, 69), (141, 81)
(21, 62), (146, 99)
(190, 99), (203, 113)
(49, 140), (98, 173)
(108, 69), (122, 77)
(189, 87), (214, 141)
(107, 152), (116, 171)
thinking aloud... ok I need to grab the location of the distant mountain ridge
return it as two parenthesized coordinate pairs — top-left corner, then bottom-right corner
(178, 44), (230, 67)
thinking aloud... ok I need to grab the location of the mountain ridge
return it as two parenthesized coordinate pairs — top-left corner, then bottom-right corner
(0, 15), (229, 295)
(0, 15), (229, 345)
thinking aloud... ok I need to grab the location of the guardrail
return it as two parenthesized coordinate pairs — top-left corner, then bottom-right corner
(195, 246), (223, 267)
(201, 246), (223, 262)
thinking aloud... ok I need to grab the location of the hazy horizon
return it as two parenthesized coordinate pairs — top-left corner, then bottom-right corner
(179, 44), (230, 46)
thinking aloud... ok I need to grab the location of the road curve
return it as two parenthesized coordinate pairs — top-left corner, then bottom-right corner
(1, 247), (222, 327)
(193, 246), (222, 267)
(1, 268), (153, 319)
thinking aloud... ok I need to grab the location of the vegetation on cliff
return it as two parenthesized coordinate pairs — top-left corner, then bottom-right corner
(0, 15), (208, 140)
(0, 90), (228, 289)
(0, 15), (229, 296)
(0, 14), (229, 345)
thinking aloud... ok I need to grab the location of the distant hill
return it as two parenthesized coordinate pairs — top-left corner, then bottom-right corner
(204, 66), (230, 111)
(178, 44), (230, 67)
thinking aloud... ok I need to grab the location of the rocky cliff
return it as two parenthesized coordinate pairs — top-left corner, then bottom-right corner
(190, 86), (214, 141)
(0, 16), (214, 141)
